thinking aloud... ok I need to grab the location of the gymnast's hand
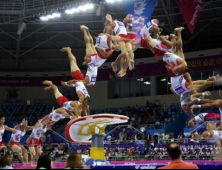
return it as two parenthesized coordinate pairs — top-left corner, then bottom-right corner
(172, 66), (182, 75)
(61, 81), (72, 87)
(191, 105), (200, 114)
(106, 14), (113, 23)
(204, 91), (211, 97)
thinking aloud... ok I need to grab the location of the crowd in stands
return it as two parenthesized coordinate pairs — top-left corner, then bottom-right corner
(0, 104), (22, 121)
(148, 144), (220, 161)
(0, 99), (184, 134)
(91, 100), (183, 130)
(0, 143), (203, 169)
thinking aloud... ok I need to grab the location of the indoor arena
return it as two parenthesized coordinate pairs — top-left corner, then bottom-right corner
(0, 0), (222, 169)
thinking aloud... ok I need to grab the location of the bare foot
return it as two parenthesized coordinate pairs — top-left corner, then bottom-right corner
(42, 80), (52, 85)
(80, 25), (88, 31)
(165, 35), (170, 40)
(111, 62), (118, 73)
(170, 34), (176, 39)
(60, 47), (71, 52)
(117, 70), (126, 77)
(175, 27), (185, 33)
(129, 60), (135, 71)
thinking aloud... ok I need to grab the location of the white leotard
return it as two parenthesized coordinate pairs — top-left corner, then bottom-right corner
(219, 108), (222, 121)
(30, 124), (47, 140)
(140, 19), (158, 38)
(163, 52), (182, 66)
(194, 113), (208, 126)
(88, 54), (106, 68)
(49, 111), (66, 122)
(95, 35), (110, 50)
(75, 82), (90, 99)
(113, 21), (127, 35)
(0, 125), (5, 142)
(63, 101), (75, 112)
(86, 66), (98, 86)
(171, 75), (190, 95)
(180, 93), (191, 106)
(10, 130), (26, 143)
(211, 131), (222, 141)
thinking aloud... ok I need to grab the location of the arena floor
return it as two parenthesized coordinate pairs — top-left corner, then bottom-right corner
(13, 161), (222, 169)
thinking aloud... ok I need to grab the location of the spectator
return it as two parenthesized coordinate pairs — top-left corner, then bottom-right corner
(158, 143), (198, 169)
(47, 134), (53, 144)
(170, 133), (175, 141)
(147, 133), (152, 141)
(153, 135), (158, 147)
(111, 135), (115, 141)
(145, 140), (150, 153)
(178, 132), (185, 140)
(155, 120), (161, 126)
(118, 108), (122, 114)
(159, 133), (164, 140)
(77, 148), (82, 154)
(206, 150), (211, 156)
(135, 104), (139, 111)
(65, 153), (86, 169)
(191, 133), (195, 142)
(155, 100), (160, 107)
(165, 133), (170, 140)
(107, 135), (111, 145)
(0, 151), (13, 169)
(150, 139), (155, 150)
(163, 103), (166, 110)
(36, 155), (52, 169)
(40, 134), (47, 144)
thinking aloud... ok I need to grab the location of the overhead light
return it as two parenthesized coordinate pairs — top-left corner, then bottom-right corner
(52, 13), (61, 18)
(65, 10), (70, 14)
(161, 78), (167, 82)
(65, 9), (72, 14)
(106, 0), (115, 3)
(78, 5), (86, 11)
(168, 82), (171, 85)
(65, 3), (94, 15)
(72, 8), (79, 13)
(85, 4), (94, 9)
(106, 0), (121, 3)
(47, 15), (54, 19)
(40, 12), (61, 21)
(40, 16), (48, 21)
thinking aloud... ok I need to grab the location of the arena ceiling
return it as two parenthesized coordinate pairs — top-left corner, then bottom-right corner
(0, 0), (222, 71)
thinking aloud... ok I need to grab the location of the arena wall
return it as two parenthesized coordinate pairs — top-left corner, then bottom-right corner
(1, 48), (222, 109)
(0, 81), (220, 109)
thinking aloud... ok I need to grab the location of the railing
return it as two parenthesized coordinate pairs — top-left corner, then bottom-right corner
(159, 138), (215, 144)
(106, 156), (215, 161)
(139, 124), (166, 129)
(104, 140), (145, 145)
